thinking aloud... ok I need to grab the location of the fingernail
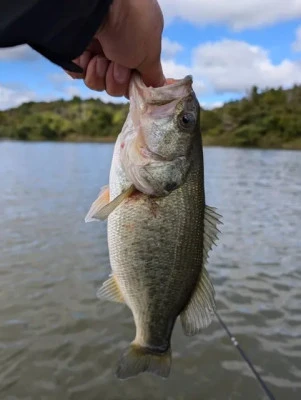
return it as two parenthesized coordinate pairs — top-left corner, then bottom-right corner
(113, 63), (130, 84)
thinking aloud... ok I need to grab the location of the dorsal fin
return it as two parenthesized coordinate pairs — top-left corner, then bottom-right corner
(203, 205), (222, 265)
(180, 205), (222, 336)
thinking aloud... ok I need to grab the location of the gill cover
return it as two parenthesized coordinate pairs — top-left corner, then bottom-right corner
(120, 74), (200, 196)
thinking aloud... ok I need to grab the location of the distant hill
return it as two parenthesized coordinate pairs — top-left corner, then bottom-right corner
(201, 85), (301, 149)
(0, 97), (128, 143)
(0, 85), (300, 149)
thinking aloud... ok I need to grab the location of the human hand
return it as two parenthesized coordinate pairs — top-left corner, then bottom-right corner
(67, 0), (165, 97)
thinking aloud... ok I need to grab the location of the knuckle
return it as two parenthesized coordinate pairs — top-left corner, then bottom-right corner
(84, 77), (105, 91)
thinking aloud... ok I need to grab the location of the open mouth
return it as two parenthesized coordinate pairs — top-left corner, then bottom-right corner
(131, 73), (194, 106)
(162, 75), (193, 88)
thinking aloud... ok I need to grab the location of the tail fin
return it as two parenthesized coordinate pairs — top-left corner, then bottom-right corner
(115, 344), (171, 380)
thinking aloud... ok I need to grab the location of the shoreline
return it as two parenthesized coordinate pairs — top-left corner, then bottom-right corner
(1, 137), (300, 150)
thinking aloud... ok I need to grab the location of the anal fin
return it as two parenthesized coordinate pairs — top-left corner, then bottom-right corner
(97, 275), (125, 303)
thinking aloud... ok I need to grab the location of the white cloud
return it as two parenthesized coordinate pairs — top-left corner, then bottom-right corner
(161, 38), (301, 97)
(162, 59), (206, 96)
(0, 85), (36, 109)
(64, 86), (81, 97)
(47, 72), (127, 103)
(3, 36), (300, 111)
(90, 89), (128, 104)
(61, 82), (128, 104)
(292, 25), (301, 52)
(162, 37), (183, 59)
(159, 0), (301, 30)
(162, 59), (192, 78)
(0, 45), (39, 61)
(192, 39), (301, 94)
(48, 72), (73, 85)
(0, 80), (126, 110)
(201, 101), (224, 110)
(48, 72), (74, 91)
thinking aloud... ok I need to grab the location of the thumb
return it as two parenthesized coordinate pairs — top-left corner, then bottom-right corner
(138, 59), (165, 88)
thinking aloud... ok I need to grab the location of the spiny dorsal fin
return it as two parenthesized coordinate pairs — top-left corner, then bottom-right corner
(180, 267), (216, 336)
(96, 275), (125, 303)
(180, 205), (222, 336)
(85, 184), (135, 222)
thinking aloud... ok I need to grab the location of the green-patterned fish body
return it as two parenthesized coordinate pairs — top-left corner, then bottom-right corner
(85, 75), (221, 379)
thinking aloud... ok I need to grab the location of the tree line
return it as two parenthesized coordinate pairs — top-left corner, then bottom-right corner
(0, 85), (300, 149)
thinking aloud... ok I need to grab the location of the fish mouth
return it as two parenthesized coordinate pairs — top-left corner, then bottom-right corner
(130, 73), (194, 106)
(162, 75), (193, 88)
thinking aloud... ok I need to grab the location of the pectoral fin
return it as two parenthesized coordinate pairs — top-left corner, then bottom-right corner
(97, 275), (125, 303)
(85, 184), (135, 222)
(180, 267), (216, 336)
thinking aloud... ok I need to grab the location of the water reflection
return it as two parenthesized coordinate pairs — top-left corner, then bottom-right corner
(0, 141), (300, 399)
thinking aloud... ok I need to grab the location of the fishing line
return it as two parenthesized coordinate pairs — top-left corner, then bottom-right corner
(214, 310), (276, 400)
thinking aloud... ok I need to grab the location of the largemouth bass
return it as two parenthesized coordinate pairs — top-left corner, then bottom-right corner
(85, 74), (221, 380)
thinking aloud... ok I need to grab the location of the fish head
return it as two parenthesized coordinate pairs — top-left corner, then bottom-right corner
(131, 75), (199, 160)
(120, 74), (200, 196)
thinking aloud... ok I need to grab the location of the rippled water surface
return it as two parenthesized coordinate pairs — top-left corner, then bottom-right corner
(0, 141), (300, 400)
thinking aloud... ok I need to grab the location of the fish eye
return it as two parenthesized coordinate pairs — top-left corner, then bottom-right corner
(178, 112), (196, 131)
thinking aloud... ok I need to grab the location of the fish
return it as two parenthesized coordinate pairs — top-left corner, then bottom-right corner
(85, 73), (222, 380)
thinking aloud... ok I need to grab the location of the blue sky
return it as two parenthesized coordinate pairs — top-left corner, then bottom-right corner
(0, 0), (301, 110)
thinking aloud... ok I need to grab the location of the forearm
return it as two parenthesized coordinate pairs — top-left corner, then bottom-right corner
(0, 0), (113, 71)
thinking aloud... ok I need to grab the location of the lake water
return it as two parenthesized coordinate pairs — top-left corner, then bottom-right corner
(0, 141), (300, 400)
